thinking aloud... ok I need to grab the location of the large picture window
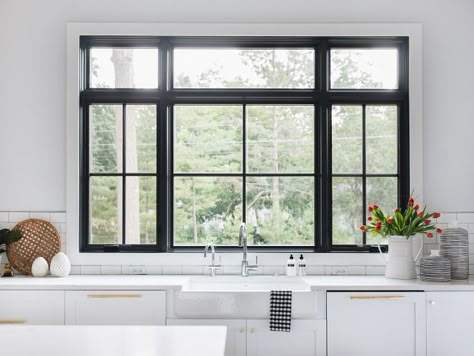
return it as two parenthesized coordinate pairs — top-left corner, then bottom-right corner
(79, 36), (409, 252)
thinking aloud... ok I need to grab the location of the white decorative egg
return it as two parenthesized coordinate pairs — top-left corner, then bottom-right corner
(50, 252), (71, 277)
(31, 257), (49, 277)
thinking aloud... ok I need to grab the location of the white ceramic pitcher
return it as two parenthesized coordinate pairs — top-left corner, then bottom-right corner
(378, 235), (423, 279)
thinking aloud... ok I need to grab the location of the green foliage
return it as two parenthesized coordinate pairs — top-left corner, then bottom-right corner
(0, 229), (22, 254)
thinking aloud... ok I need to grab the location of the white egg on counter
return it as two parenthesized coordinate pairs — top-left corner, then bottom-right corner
(31, 257), (49, 277)
(50, 252), (71, 277)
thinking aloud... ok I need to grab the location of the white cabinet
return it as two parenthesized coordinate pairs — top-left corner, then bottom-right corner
(427, 292), (474, 356)
(167, 318), (246, 356)
(247, 319), (326, 356)
(167, 318), (325, 356)
(327, 292), (426, 356)
(0, 291), (64, 325)
(65, 290), (166, 325)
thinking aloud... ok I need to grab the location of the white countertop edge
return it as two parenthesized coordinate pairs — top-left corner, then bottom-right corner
(1, 274), (474, 292)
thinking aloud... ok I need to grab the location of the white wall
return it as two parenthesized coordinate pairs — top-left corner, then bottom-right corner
(1, 0), (473, 212)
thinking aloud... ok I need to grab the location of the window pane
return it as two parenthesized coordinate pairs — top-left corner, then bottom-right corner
(90, 176), (121, 244)
(174, 177), (242, 246)
(174, 105), (242, 173)
(330, 49), (398, 89)
(126, 105), (157, 173)
(125, 177), (156, 245)
(90, 48), (158, 88)
(174, 48), (315, 89)
(247, 105), (314, 173)
(366, 177), (398, 245)
(332, 105), (362, 174)
(332, 177), (363, 245)
(366, 105), (398, 174)
(90, 105), (122, 173)
(246, 177), (314, 246)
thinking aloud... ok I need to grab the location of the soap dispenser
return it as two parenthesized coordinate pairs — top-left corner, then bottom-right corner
(286, 254), (296, 276)
(298, 254), (306, 276)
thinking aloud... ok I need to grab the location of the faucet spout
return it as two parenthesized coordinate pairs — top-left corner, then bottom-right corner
(239, 222), (257, 276)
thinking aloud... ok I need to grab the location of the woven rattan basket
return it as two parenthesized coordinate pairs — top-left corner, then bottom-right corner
(6, 218), (61, 275)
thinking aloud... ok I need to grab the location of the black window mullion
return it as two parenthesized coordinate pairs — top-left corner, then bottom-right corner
(362, 104), (367, 246)
(242, 104), (247, 225)
(122, 104), (127, 245)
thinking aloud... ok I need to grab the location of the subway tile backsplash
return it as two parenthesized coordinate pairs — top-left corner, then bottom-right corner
(1, 210), (473, 276)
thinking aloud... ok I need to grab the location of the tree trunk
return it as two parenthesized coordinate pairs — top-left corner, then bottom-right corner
(191, 177), (198, 244)
(111, 49), (140, 244)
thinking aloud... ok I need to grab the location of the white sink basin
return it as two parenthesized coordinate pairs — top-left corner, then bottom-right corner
(181, 275), (311, 293)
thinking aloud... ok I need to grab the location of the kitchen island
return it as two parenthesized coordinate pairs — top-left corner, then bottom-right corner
(0, 325), (227, 356)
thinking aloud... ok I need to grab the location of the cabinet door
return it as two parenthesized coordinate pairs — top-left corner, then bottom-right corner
(167, 318), (246, 356)
(427, 292), (474, 356)
(0, 291), (64, 325)
(246, 319), (326, 356)
(327, 292), (426, 356)
(65, 290), (165, 325)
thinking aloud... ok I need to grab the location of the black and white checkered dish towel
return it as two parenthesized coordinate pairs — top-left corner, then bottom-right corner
(269, 290), (292, 332)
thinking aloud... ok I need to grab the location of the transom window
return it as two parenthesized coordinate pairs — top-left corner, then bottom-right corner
(79, 36), (409, 252)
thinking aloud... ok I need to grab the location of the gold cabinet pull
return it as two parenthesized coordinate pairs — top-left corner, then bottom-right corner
(350, 295), (405, 300)
(249, 327), (255, 333)
(87, 294), (143, 299)
(0, 319), (27, 324)
(240, 327), (245, 333)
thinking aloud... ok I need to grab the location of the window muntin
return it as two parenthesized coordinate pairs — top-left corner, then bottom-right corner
(173, 48), (315, 89)
(80, 36), (409, 252)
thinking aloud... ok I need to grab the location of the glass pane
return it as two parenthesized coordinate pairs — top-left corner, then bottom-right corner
(332, 177), (363, 245)
(125, 177), (156, 245)
(174, 105), (242, 173)
(366, 105), (398, 174)
(247, 105), (314, 173)
(90, 105), (122, 173)
(330, 48), (398, 89)
(89, 176), (121, 244)
(246, 177), (314, 246)
(90, 48), (158, 88)
(174, 48), (315, 89)
(366, 177), (398, 245)
(174, 177), (242, 246)
(126, 105), (157, 173)
(332, 105), (362, 174)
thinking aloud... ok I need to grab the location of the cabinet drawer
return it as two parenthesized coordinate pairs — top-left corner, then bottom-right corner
(0, 291), (64, 325)
(65, 290), (166, 325)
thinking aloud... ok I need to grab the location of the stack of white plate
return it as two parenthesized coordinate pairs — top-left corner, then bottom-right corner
(420, 256), (451, 282)
(440, 228), (469, 280)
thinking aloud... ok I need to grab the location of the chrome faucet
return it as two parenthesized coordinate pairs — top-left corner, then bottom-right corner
(239, 223), (258, 277)
(203, 243), (222, 277)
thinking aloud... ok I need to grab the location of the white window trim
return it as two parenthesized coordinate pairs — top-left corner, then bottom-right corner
(66, 22), (423, 266)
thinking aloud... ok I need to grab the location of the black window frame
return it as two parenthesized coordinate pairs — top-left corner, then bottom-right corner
(79, 35), (409, 253)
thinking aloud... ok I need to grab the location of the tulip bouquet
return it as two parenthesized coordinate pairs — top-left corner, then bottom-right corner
(360, 197), (442, 239)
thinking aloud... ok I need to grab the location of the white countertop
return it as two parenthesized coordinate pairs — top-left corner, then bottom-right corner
(0, 325), (226, 356)
(2, 274), (474, 291)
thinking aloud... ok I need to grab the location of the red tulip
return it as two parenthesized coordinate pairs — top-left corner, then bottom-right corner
(387, 217), (393, 224)
(436, 227), (443, 233)
(433, 212), (441, 218)
(424, 219), (431, 225)
(427, 232), (434, 238)
(417, 212), (424, 218)
(368, 216), (372, 221)
(368, 206), (373, 212)
(414, 204), (419, 210)
(359, 225), (366, 231)
(373, 204), (379, 209)
(394, 208), (400, 213)
(408, 197), (414, 206)
(375, 225), (381, 231)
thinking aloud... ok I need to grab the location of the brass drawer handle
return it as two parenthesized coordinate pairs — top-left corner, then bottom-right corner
(249, 327), (255, 333)
(87, 294), (143, 299)
(240, 327), (245, 333)
(0, 319), (27, 324)
(350, 295), (405, 300)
